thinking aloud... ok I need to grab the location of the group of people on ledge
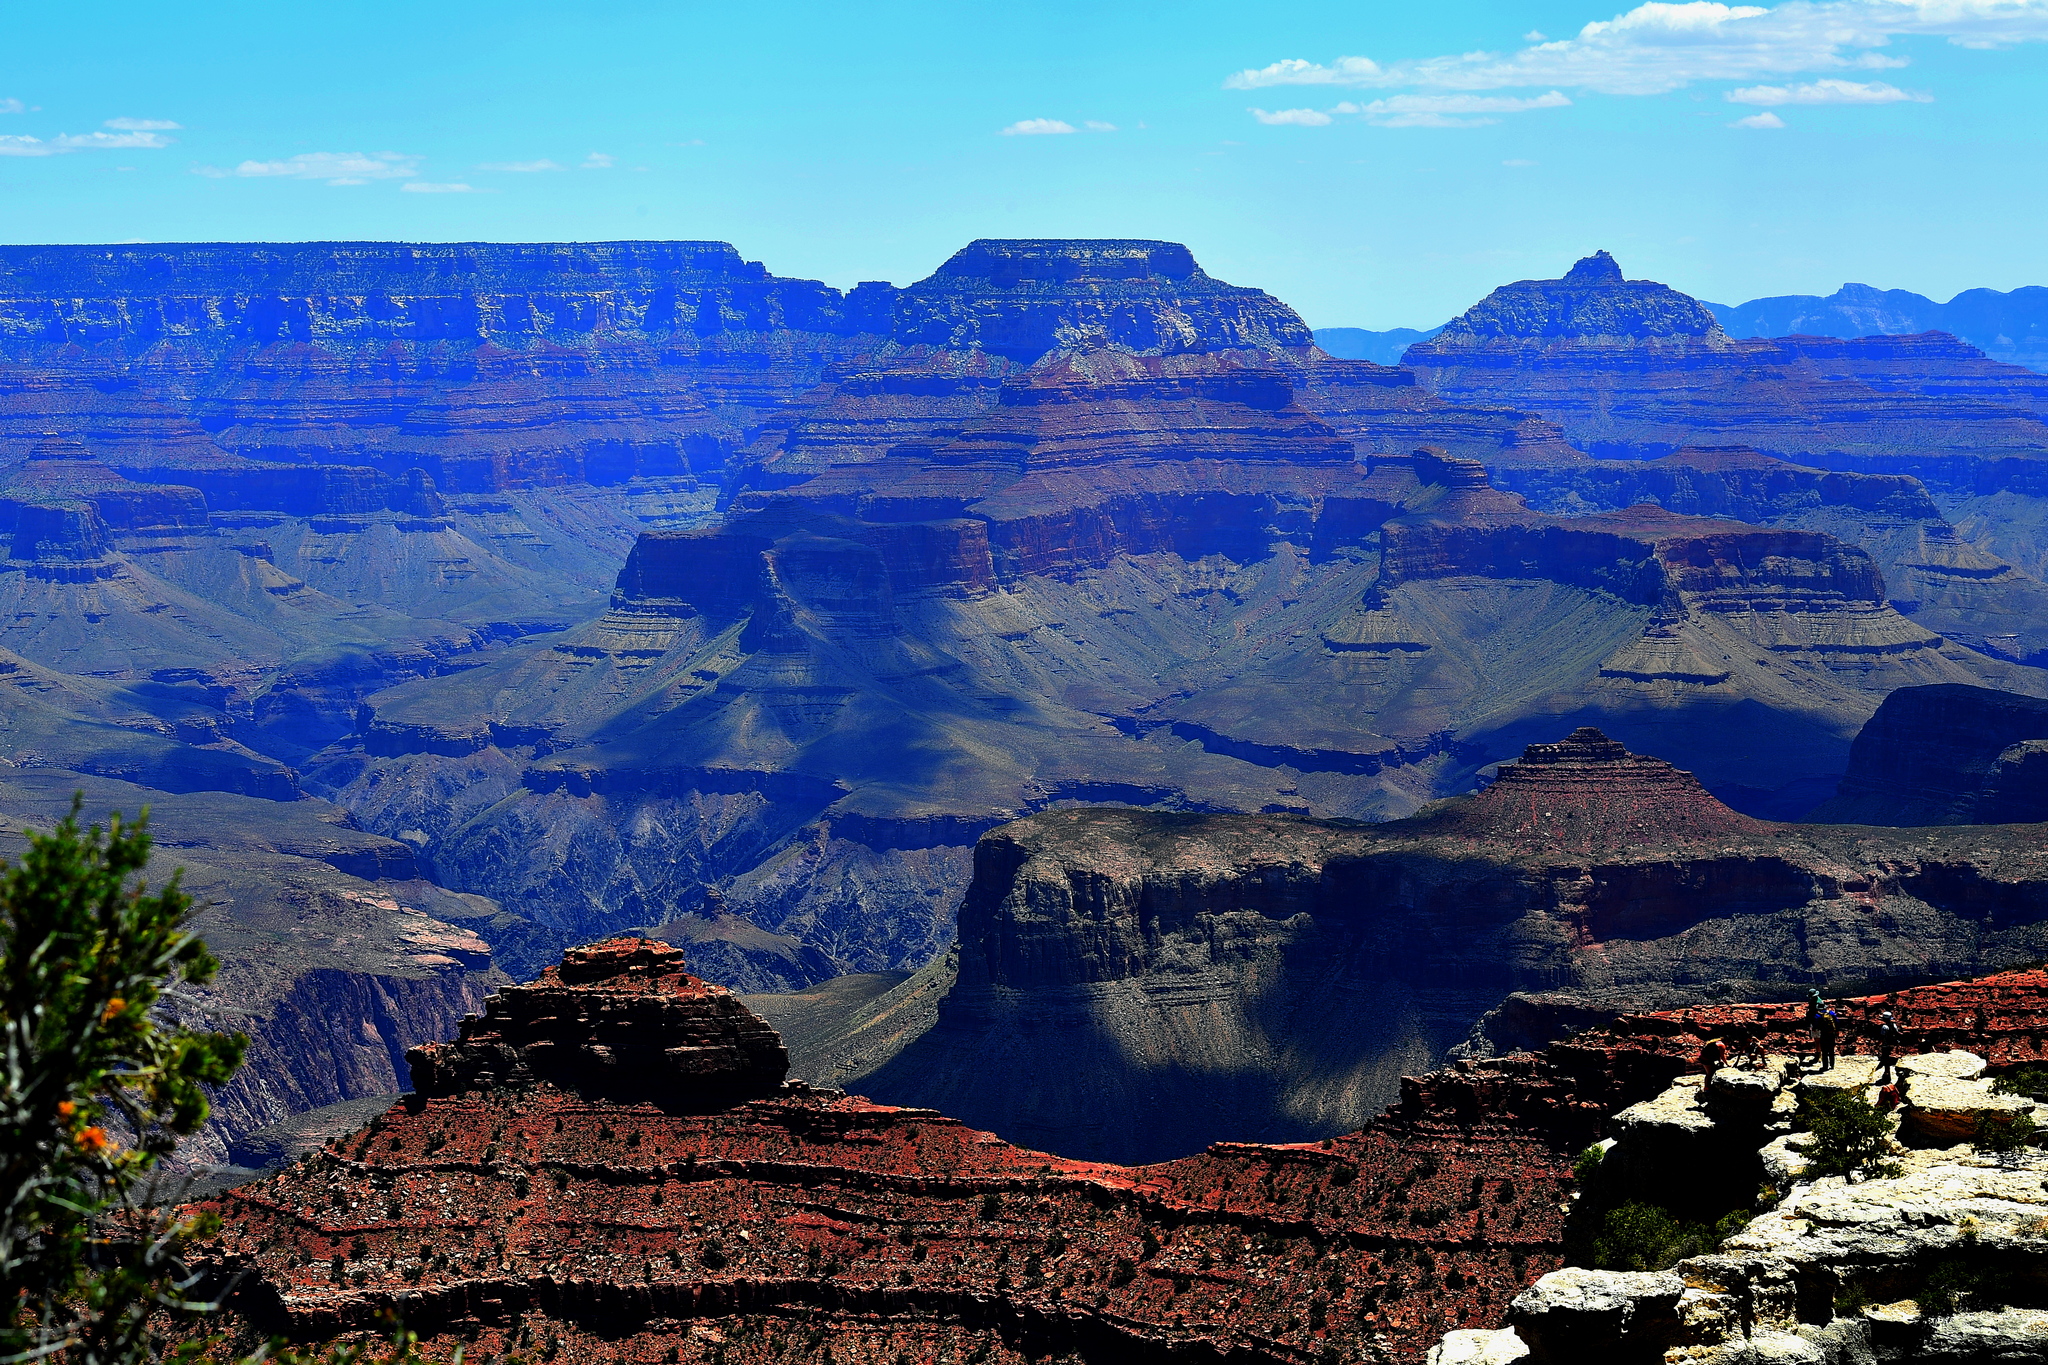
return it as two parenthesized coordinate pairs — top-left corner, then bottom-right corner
(1698, 988), (1908, 1093)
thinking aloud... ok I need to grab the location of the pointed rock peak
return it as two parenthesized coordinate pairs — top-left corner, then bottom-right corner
(406, 936), (790, 1107)
(1563, 251), (1624, 285)
(1428, 727), (1762, 849)
(1514, 725), (1632, 763)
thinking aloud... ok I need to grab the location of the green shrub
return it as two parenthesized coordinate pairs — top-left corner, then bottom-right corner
(1921, 1257), (2013, 1316)
(1992, 1067), (2048, 1102)
(1793, 1090), (1903, 1182)
(1591, 1202), (1696, 1271)
(1975, 1110), (2039, 1163)
(1573, 1144), (1606, 1182)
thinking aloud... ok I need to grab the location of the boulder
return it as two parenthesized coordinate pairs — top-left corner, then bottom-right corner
(1507, 1266), (1684, 1363)
(1924, 1307), (2048, 1362)
(1425, 1328), (1529, 1365)
(1759, 1132), (1811, 1186)
(1899, 1050), (1988, 1082)
(1794, 1055), (1882, 1098)
(1901, 1073), (2036, 1145)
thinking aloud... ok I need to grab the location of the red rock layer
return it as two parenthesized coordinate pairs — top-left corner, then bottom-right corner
(1442, 725), (1762, 850)
(193, 936), (2048, 1364)
(197, 941), (1574, 1364)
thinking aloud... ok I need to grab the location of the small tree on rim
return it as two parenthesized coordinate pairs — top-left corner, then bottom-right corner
(0, 797), (246, 1364)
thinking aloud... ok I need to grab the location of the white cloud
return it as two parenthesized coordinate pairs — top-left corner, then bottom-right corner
(1224, 0), (2048, 99)
(401, 181), (478, 193)
(478, 159), (564, 171)
(1731, 109), (1789, 125)
(1340, 90), (1572, 126)
(196, 151), (421, 184)
(1251, 106), (1334, 125)
(53, 130), (174, 149)
(104, 117), (180, 130)
(1525, 29), (1551, 40)
(580, 151), (615, 168)
(0, 99), (25, 115)
(1000, 118), (1078, 135)
(1083, 120), (1118, 131)
(0, 127), (175, 155)
(1725, 76), (1929, 100)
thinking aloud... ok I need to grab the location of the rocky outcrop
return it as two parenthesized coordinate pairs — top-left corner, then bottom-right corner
(827, 729), (2048, 1162)
(193, 938), (1577, 1365)
(1813, 682), (2048, 825)
(191, 946), (2048, 1363)
(406, 938), (788, 1106)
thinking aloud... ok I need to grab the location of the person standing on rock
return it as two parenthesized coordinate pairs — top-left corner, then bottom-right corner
(1816, 1009), (1839, 1073)
(1874, 1010), (1903, 1083)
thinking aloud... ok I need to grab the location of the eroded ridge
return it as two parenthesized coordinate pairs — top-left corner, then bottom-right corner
(199, 939), (1576, 1364)
(405, 938), (789, 1107)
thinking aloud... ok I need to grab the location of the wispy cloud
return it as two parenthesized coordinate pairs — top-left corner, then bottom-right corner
(478, 159), (565, 172)
(0, 127), (176, 156)
(1001, 118), (1078, 135)
(53, 130), (174, 149)
(1725, 76), (1929, 102)
(1250, 107), (1333, 126)
(401, 181), (480, 193)
(195, 151), (421, 184)
(1224, 0), (2048, 99)
(580, 151), (615, 168)
(104, 117), (180, 130)
(1336, 90), (1571, 126)
(1731, 109), (1789, 126)
(1083, 120), (1118, 131)
(0, 99), (26, 115)
(1254, 91), (1570, 129)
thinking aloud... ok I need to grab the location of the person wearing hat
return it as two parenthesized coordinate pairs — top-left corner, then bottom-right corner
(1874, 1009), (1903, 1083)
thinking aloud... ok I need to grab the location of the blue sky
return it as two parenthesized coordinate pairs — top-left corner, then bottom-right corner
(4, 1), (2047, 328)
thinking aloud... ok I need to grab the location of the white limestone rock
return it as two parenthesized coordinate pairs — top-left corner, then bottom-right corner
(1424, 1327), (1528, 1365)
(1901, 1074), (2036, 1145)
(1898, 1050), (1987, 1082)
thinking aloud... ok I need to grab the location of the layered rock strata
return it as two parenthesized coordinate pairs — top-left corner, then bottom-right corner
(831, 729), (2048, 1162)
(332, 423), (2040, 985)
(1405, 253), (2048, 496)
(195, 945), (2048, 1364)
(196, 937), (1576, 1364)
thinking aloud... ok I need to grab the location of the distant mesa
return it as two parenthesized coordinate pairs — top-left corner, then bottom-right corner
(1419, 250), (1726, 344)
